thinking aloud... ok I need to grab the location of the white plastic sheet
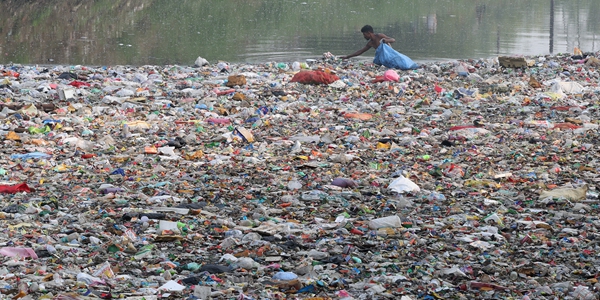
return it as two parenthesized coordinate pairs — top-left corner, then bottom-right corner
(388, 175), (420, 193)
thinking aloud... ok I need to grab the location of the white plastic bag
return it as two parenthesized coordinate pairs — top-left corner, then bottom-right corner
(388, 175), (420, 193)
(369, 215), (402, 229)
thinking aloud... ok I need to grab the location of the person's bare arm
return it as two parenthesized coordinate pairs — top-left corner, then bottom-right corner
(340, 45), (371, 59)
(378, 34), (395, 44)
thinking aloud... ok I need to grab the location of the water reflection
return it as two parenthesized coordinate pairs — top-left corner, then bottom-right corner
(0, 0), (598, 66)
(427, 14), (437, 34)
(550, 0), (555, 53)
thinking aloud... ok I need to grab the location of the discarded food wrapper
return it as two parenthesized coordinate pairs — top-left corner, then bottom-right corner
(92, 261), (115, 278)
(233, 127), (255, 142)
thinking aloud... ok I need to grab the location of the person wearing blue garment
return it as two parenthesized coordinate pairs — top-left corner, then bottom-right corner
(340, 25), (418, 70)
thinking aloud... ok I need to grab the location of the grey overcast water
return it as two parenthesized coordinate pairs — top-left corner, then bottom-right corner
(1, 0), (599, 66)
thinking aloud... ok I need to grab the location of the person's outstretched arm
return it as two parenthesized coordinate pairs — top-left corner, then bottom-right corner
(340, 45), (371, 59)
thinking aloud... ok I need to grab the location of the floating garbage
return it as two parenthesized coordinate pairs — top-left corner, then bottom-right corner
(0, 49), (599, 299)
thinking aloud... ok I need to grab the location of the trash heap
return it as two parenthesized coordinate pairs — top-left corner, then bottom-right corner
(0, 51), (599, 299)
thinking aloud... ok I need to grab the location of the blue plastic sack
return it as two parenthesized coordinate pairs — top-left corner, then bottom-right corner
(373, 43), (418, 70)
(10, 152), (52, 160)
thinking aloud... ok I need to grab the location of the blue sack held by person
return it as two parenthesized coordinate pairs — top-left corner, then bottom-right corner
(373, 43), (418, 70)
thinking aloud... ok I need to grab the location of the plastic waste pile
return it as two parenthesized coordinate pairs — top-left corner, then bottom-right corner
(0, 50), (599, 299)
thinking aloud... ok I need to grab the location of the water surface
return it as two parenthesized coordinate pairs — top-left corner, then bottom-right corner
(0, 0), (598, 65)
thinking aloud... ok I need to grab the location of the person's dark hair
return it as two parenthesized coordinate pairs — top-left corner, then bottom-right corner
(361, 25), (374, 33)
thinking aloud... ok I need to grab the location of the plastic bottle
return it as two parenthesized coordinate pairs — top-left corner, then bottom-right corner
(224, 230), (243, 238)
(46, 244), (57, 255)
(427, 192), (446, 201)
(292, 62), (301, 71)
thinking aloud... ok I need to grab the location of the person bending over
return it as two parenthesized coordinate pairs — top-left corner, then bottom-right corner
(340, 25), (395, 60)
(340, 25), (418, 70)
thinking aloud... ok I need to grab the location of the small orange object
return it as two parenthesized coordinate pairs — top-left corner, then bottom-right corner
(344, 112), (372, 121)
(145, 146), (158, 154)
(30, 139), (48, 145)
(234, 250), (250, 257)
(350, 228), (364, 235)
(12, 290), (27, 299)
(553, 123), (581, 130)
(280, 202), (292, 208)
(5, 131), (20, 140)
